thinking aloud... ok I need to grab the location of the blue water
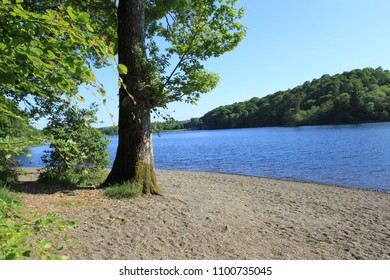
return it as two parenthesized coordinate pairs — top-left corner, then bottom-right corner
(18, 122), (390, 192)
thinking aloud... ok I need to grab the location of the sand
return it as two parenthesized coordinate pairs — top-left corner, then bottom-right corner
(16, 168), (390, 260)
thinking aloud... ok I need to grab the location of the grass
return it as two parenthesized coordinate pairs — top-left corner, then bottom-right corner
(104, 181), (143, 199)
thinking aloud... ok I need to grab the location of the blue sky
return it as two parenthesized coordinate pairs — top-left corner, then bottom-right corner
(77, 0), (390, 127)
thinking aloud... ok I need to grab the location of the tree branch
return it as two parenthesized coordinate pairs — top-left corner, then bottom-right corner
(161, 21), (207, 91)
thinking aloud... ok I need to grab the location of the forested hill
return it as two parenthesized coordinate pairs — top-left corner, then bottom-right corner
(201, 67), (390, 129)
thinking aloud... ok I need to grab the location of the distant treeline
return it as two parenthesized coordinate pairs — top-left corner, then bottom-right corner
(97, 118), (203, 135)
(97, 67), (390, 134)
(97, 126), (118, 136)
(201, 67), (390, 129)
(152, 118), (203, 131)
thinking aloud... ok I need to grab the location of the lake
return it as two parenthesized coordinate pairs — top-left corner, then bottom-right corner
(18, 122), (390, 192)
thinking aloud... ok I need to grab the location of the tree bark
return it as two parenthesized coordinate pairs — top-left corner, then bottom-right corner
(104, 0), (161, 195)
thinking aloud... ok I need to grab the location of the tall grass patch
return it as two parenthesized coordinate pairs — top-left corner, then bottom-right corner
(104, 181), (143, 199)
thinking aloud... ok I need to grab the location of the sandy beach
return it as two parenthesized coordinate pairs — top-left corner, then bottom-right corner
(16, 168), (390, 260)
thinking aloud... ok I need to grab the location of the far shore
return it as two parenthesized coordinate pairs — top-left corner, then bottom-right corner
(17, 168), (390, 260)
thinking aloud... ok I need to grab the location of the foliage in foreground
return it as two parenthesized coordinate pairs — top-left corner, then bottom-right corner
(0, 184), (76, 260)
(0, 184), (19, 205)
(104, 181), (143, 199)
(0, 96), (42, 186)
(0, 1), (113, 119)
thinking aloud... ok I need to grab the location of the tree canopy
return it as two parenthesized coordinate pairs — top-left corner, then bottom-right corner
(145, 0), (246, 108)
(0, 0), (114, 118)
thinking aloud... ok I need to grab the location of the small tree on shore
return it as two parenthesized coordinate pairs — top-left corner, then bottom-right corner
(40, 103), (110, 186)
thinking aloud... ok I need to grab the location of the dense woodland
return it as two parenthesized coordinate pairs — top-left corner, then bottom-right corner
(201, 67), (390, 129)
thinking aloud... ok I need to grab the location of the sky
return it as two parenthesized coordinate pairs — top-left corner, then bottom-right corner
(65, 0), (390, 128)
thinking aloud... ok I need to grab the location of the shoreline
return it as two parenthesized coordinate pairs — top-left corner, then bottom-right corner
(198, 169), (390, 194)
(17, 168), (390, 260)
(18, 166), (390, 194)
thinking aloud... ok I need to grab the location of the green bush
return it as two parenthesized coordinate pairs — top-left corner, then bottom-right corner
(42, 103), (110, 171)
(38, 170), (85, 187)
(40, 103), (110, 186)
(104, 181), (143, 199)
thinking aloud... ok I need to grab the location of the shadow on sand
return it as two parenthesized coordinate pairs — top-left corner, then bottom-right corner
(9, 168), (96, 195)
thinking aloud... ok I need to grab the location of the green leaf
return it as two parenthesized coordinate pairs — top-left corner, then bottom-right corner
(86, 24), (94, 32)
(66, 6), (77, 20)
(42, 241), (53, 250)
(108, 53), (115, 61)
(118, 64), (128, 75)
(5, 253), (16, 260)
(30, 47), (43, 56)
(76, 95), (85, 103)
(97, 87), (106, 97)
(22, 251), (32, 258)
(47, 50), (56, 59)
(67, 221), (77, 230)
(42, 219), (52, 227)
(77, 12), (90, 23)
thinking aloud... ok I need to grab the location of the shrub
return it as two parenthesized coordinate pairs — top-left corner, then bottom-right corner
(40, 103), (110, 186)
(38, 170), (85, 187)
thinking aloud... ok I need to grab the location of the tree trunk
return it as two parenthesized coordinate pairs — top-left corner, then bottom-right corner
(104, 0), (161, 195)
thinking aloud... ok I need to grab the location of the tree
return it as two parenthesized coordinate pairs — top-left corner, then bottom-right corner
(104, 0), (246, 193)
